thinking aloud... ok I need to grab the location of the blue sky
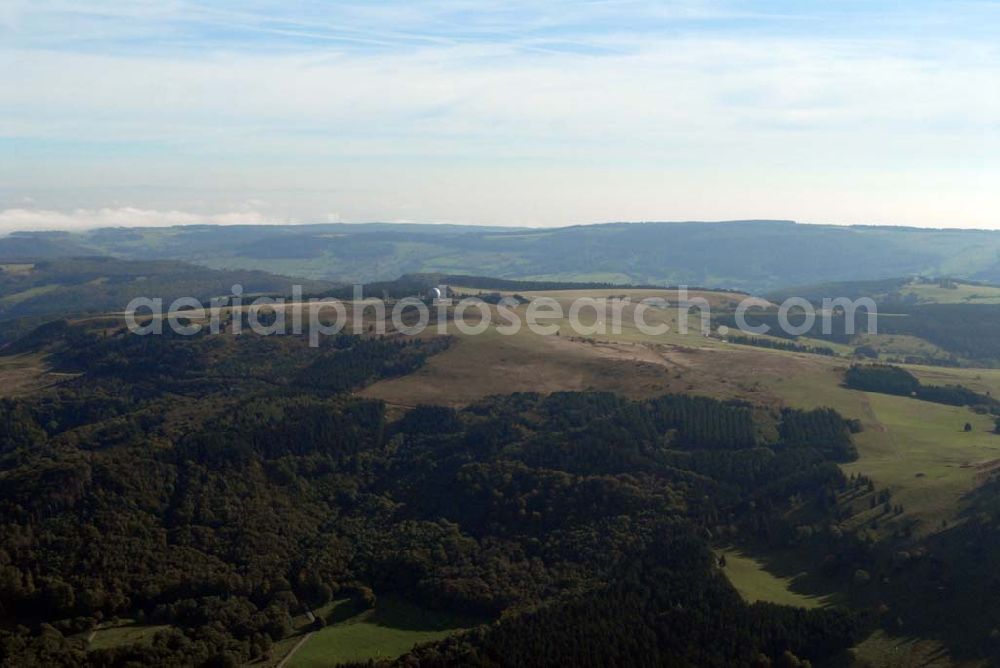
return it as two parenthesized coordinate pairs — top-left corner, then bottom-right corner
(1, 1), (999, 231)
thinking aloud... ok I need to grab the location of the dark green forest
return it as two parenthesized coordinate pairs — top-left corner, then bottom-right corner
(844, 364), (998, 412)
(0, 321), (875, 666)
(722, 334), (837, 357)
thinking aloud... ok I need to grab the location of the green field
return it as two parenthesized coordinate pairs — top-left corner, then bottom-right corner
(900, 280), (1000, 304)
(908, 364), (1000, 397)
(286, 598), (476, 668)
(762, 358), (1000, 533)
(717, 549), (833, 609)
(87, 622), (171, 650)
(855, 332), (955, 363)
(842, 393), (1000, 531)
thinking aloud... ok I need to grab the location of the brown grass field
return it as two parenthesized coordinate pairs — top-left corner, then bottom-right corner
(0, 352), (77, 397)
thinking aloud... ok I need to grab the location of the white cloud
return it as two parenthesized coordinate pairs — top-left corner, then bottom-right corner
(2, 37), (995, 159)
(0, 2), (999, 228)
(0, 207), (280, 235)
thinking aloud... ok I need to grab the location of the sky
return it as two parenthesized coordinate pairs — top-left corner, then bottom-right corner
(1, 0), (999, 233)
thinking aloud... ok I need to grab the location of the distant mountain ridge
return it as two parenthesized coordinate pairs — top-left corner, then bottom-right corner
(3, 220), (999, 292)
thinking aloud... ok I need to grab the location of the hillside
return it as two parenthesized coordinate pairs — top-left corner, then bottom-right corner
(0, 257), (335, 345)
(0, 313), (867, 667)
(3, 221), (1000, 291)
(754, 277), (1000, 367)
(6, 279), (1000, 664)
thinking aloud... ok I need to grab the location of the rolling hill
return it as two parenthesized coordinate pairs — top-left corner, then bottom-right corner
(3, 220), (1000, 291)
(0, 257), (335, 345)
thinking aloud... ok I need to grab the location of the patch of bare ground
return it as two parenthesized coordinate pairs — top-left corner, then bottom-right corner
(0, 353), (75, 397)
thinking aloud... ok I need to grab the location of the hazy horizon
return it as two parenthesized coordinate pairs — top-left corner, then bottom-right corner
(6, 216), (1000, 239)
(2, 1), (999, 232)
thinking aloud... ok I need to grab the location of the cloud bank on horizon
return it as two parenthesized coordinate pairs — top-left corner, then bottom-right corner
(1, 0), (998, 232)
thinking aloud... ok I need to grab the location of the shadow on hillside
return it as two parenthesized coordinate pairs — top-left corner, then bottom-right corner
(325, 596), (482, 632)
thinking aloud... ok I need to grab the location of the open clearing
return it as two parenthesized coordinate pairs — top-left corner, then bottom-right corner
(288, 622), (454, 667)
(855, 332), (955, 362)
(285, 598), (474, 668)
(762, 357), (1000, 533)
(359, 326), (689, 407)
(718, 549), (972, 666)
(87, 622), (171, 651)
(0, 283), (60, 305)
(842, 393), (1000, 530)
(0, 352), (76, 397)
(717, 549), (833, 609)
(900, 281), (1000, 305)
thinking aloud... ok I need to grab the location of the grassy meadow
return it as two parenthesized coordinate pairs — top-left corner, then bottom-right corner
(716, 549), (833, 609)
(283, 598), (475, 668)
(86, 622), (172, 651)
(900, 280), (1000, 305)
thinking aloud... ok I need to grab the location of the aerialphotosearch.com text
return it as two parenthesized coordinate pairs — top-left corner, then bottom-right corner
(125, 284), (878, 347)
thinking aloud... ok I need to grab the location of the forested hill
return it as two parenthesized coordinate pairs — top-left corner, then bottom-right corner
(0, 257), (335, 345)
(0, 319), (869, 666)
(3, 220), (1000, 291)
